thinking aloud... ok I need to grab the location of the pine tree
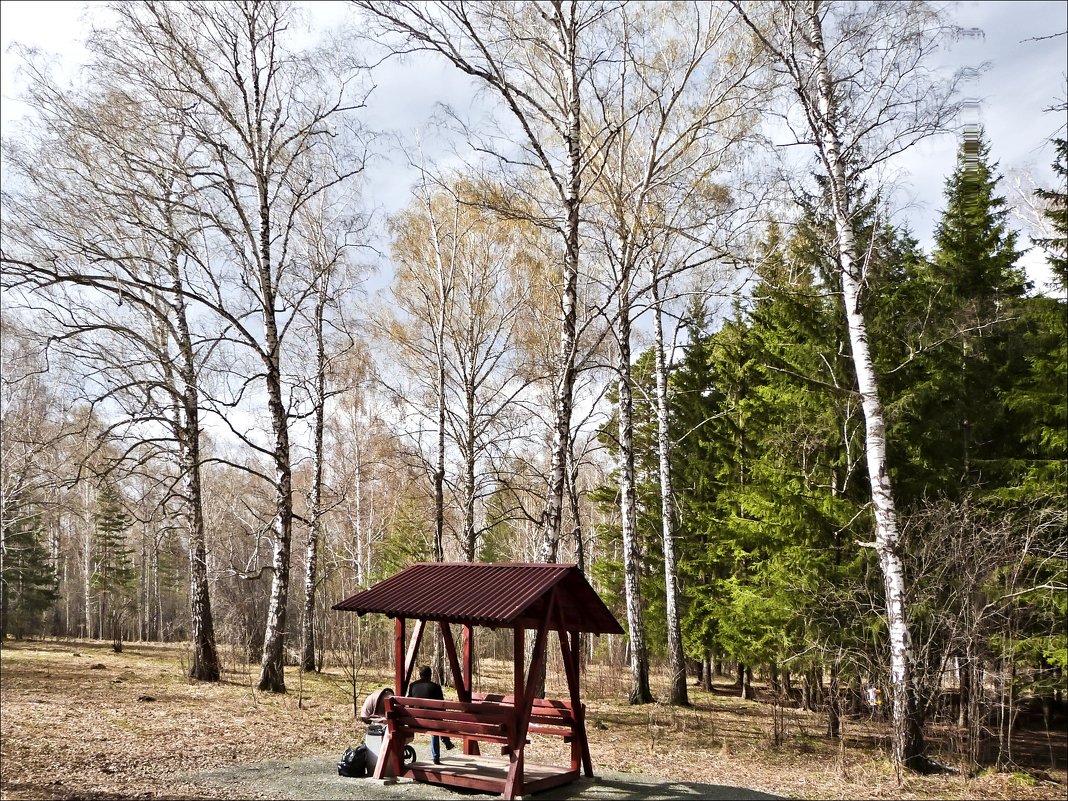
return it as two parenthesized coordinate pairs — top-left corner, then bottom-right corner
(1034, 135), (1067, 289)
(91, 481), (136, 650)
(1, 498), (58, 640)
(1004, 133), (1068, 504)
(903, 130), (1027, 498)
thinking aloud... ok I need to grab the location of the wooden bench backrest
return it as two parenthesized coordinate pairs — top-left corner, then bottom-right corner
(468, 692), (581, 733)
(388, 696), (513, 742)
(387, 693), (582, 742)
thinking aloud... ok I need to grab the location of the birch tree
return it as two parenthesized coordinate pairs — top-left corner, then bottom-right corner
(354, 0), (617, 560)
(384, 177), (459, 564)
(292, 191), (365, 673)
(585, 1), (762, 706)
(86, 0), (369, 692)
(0, 317), (65, 640)
(325, 347), (386, 588)
(730, 0), (962, 771)
(383, 175), (532, 562)
(1, 58), (226, 679)
(443, 185), (533, 561)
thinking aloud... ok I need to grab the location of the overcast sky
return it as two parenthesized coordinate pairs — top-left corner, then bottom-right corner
(2, 0), (1066, 289)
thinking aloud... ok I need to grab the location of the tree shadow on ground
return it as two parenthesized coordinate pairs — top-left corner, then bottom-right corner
(531, 775), (782, 799)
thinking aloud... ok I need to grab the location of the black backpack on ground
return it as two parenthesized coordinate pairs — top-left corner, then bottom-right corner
(337, 744), (368, 778)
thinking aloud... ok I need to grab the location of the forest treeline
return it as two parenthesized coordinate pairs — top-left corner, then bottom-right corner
(0, 0), (1064, 778)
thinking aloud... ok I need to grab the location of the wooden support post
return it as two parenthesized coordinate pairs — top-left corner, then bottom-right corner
(518, 590), (556, 747)
(507, 588), (557, 800)
(441, 621), (465, 698)
(503, 744), (524, 800)
(513, 627), (525, 724)
(504, 625), (525, 797)
(394, 617), (405, 695)
(459, 627), (480, 760)
(401, 618), (426, 695)
(560, 628), (592, 776)
(372, 728), (392, 780)
(373, 694), (401, 780)
(462, 624), (474, 702)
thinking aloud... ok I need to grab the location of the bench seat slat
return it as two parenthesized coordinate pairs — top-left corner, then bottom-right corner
(389, 693), (579, 748)
(526, 724), (574, 738)
(393, 716), (511, 742)
(471, 693), (580, 720)
(527, 711), (576, 726)
(473, 692), (575, 711)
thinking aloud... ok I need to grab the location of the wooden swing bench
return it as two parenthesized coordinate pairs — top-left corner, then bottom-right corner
(387, 695), (513, 748)
(387, 693), (582, 751)
(382, 693), (587, 796)
(332, 562), (622, 799)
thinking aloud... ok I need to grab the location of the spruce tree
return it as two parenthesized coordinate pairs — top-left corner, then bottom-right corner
(1004, 133), (1067, 690)
(0, 498), (58, 640)
(91, 481), (136, 650)
(1034, 135), (1067, 289)
(669, 201), (934, 718)
(906, 130), (1027, 497)
(667, 300), (736, 679)
(1006, 133), (1068, 504)
(930, 132), (1025, 299)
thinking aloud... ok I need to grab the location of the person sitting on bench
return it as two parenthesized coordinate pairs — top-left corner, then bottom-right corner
(408, 665), (455, 764)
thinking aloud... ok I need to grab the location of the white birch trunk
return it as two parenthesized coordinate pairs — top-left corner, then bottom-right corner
(353, 443), (364, 588)
(301, 278), (329, 673)
(566, 443), (584, 574)
(257, 189), (295, 693)
(434, 308), (447, 564)
(652, 277), (689, 706)
(164, 222), (220, 681)
(537, 9), (581, 563)
(462, 378), (477, 562)
(802, 2), (923, 769)
(83, 481), (92, 638)
(617, 279), (653, 705)
(433, 242), (450, 567)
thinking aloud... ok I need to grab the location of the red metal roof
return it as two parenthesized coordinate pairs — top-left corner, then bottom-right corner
(332, 562), (623, 635)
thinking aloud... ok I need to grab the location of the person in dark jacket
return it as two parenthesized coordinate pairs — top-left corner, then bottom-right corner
(408, 665), (454, 763)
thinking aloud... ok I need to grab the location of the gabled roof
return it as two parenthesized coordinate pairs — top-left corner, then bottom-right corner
(332, 562), (624, 635)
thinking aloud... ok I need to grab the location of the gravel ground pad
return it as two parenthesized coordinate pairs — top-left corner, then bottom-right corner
(186, 745), (782, 801)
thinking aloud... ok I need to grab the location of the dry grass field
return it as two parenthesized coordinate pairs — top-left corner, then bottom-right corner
(1, 638), (1064, 800)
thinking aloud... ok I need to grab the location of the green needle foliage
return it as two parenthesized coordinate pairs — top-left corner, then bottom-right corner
(1033, 135), (1067, 289)
(91, 480), (136, 648)
(1, 496), (59, 640)
(590, 129), (1065, 738)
